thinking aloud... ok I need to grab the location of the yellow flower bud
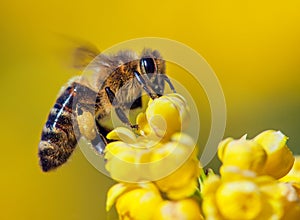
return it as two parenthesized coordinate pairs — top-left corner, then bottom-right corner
(104, 141), (143, 182)
(219, 165), (257, 182)
(202, 169), (287, 219)
(152, 133), (200, 199)
(136, 112), (151, 136)
(106, 183), (141, 211)
(278, 183), (300, 220)
(201, 175), (223, 220)
(114, 183), (163, 220)
(106, 127), (137, 143)
(218, 137), (267, 174)
(145, 93), (189, 139)
(105, 126), (198, 183)
(154, 157), (200, 199)
(254, 130), (294, 179)
(201, 174), (222, 196)
(216, 181), (262, 219)
(152, 199), (204, 220)
(150, 133), (196, 177)
(291, 182), (300, 197)
(280, 155), (300, 183)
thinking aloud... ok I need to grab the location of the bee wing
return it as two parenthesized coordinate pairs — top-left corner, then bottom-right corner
(72, 45), (100, 69)
(54, 34), (100, 70)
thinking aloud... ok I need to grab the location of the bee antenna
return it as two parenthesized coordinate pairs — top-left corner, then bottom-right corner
(161, 74), (176, 93)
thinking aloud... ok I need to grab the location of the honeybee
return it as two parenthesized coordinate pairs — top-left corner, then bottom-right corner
(38, 46), (176, 172)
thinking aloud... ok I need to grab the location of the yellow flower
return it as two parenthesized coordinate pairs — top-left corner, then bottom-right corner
(140, 93), (190, 139)
(218, 136), (267, 174)
(254, 130), (295, 179)
(103, 87), (299, 220)
(152, 199), (204, 220)
(105, 128), (200, 195)
(104, 127), (146, 182)
(218, 130), (295, 179)
(280, 155), (300, 183)
(107, 182), (163, 220)
(216, 180), (262, 219)
(204, 132), (299, 219)
(149, 132), (199, 199)
(202, 168), (286, 220)
(106, 182), (141, 212)
(104, 93), (202, 218)
(104, 133), (162, 182)
(104, 140), (144, 182)
(104, 93), (195, 183)
(201, 175), (223, 220)
(106, 127), (138, 144)
(291, 182), (300, 197)
(280, 155), (300, 219)
(136, 112), (151, 136)
(107, 183), (203, 220)
(277, 182), (300, 220)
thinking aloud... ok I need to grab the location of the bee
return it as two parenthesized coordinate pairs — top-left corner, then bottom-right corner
(38, 47), (176, 172)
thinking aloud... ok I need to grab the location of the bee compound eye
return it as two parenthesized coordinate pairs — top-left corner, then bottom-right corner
(141, 58), (156, 74)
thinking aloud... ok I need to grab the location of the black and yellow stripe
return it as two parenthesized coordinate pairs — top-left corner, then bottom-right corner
(39, 85), (79, 172)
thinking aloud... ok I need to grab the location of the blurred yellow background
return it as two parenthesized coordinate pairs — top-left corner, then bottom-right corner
(1, 0), (300, 219)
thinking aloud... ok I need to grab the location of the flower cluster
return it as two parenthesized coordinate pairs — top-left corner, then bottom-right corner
(202, 130), (300, 219)
(103, 92), (300, 219)
(105, 94), (203, 219)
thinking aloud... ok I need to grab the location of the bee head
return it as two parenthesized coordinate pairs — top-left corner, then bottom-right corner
(139, 49), (166, 96)
(140, 49), (165, 74)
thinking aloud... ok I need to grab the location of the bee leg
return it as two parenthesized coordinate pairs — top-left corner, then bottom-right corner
(115, 108), (139, 129)
(160, 74), (176, 93)
(105, 87), (138, 129)
(90, 127), (108, 155)
(133, 71), (160, 99)
(76, 105), (97, 140)
(76, 102), (109, 155)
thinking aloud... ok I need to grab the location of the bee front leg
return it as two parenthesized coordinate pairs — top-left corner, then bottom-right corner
(160, 74), (176, 93)
(133, 71), (160, 99)
(105, 87), (138, 129)
(134, 70), (176, 96)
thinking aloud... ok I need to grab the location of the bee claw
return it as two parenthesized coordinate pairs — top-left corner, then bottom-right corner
(131, 124), (139, 130)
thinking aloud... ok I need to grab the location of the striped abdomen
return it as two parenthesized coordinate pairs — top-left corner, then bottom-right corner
(38, 85), (80, 172)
